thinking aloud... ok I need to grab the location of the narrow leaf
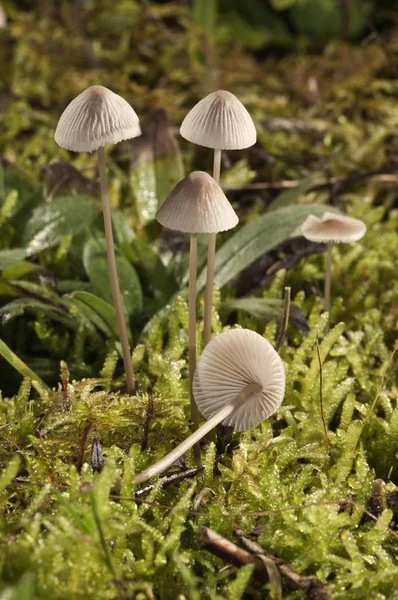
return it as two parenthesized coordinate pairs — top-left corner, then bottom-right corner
(0, 338), (47, 386)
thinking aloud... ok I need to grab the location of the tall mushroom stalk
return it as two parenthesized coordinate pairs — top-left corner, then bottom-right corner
(55, 85), (141, 393)
(155, 171), (238, 457)
(180, 90), (257, 347)
(135, 328), (285, 484)
(301, 212), (366, 329)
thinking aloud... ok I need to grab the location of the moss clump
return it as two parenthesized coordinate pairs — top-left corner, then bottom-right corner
(0, 286), (397, 598)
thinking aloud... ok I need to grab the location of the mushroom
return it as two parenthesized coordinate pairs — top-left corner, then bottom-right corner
(180, 91), (256, 347)
(155, 171), (238, 455)
(54, 85), (141, 393)
(301, 211), (366, 321)
(135, 328), (285, 484)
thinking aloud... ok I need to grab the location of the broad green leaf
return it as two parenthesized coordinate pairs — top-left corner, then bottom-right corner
(2, 261), (41, 280)
(0, 338), (46, 386)
(111, 209), (136, 248)
(22, 195), (99, 255)
(197, 204), (334, 292)
(83, 237), (143, 317)
(222, 297), (284, 320)
(267, 175), (316, 211)
(0, 298), (76, 328)
(7, 280), (65, 305)
(67, 291), (120, 339)
(130, 138), (158, 225)
(0, 248), (26, 270)
(222, 297), (307, 330)
(155, 155), (185, 209)
(131, 238), (178, 303)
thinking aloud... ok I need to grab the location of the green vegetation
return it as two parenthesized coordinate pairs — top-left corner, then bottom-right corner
(0, 1), (397, 599)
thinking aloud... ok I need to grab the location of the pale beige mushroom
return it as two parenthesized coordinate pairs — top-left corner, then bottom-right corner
(55, 86), (141, 393)
(301, 211), (366, 322)
(180, 91), (256, 347)
(135, 328), (285, 483)
(156, 171), (238, 460)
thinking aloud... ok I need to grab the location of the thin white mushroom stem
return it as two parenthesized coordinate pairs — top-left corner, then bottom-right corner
(189, 235), (201, 462)
(203, 148), (222, 347)
(135, 382), (262, 484)
(324, 242), (333, 330)
(97, 146), (135, 394)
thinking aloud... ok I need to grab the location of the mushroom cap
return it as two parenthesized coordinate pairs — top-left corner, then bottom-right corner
(193, 329), (285, 432)
(301, 212), (366, 244)
(180, 90), (257, 150)
(155, 171), (238, 234)
(54, 85), (141, 152)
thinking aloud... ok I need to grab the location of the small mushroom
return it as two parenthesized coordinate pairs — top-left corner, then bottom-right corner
(54, 86), (141, 393)
(155, 171), (238, 457)
(135, 328), (285, 484)
(180, 91), (256, 347)
(301, 211), (366, 323)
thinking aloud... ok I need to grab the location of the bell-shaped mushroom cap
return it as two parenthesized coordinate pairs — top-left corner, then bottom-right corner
(193, 329), (285, 432)
(301, 212), (366, 244)
(155, 171), (238, 234)
(55, 85), (141, 152)
(180, 90), (256, 150)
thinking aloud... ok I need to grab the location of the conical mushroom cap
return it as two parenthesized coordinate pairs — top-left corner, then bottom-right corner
(155, 171), (238, 234)
(193, 329), (285, 432)
(180, 90), (256, 150)
(55, 85), (141, 152)
(301, 212), (366, 244)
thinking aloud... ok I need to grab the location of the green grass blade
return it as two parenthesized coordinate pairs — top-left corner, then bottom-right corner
(0, 338), (47, 387)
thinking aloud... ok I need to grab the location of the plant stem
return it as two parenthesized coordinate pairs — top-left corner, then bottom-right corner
(135, 382), (261, 484)
(189, 234), (201, 463)
(276, 287), (291, 352)
(324, 242), (333, 330)
(203, 149), (222, 347)
(0, 338), (47, 387)
(97, 147), (135, 394)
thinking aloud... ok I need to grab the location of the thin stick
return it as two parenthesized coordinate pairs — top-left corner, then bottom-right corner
(189, 234), (201, 464)
(135, 382), (261, 484)
(97, 147), (135, 394)
(200, 527), (334, 599)
(324, 242), (333, 331)
(203, 149), (222, 347)
(316, 338), (329, 469)
(276, 287), (291, 352)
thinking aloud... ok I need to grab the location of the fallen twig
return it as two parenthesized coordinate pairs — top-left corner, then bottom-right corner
(235, 527), (334, 600)
(198, 526), (334, 599)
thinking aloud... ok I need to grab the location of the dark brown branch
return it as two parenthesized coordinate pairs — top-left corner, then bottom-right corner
(198, 526), (334, 599)
(136, 466), (204, 496)
(197, 526), (269, 583)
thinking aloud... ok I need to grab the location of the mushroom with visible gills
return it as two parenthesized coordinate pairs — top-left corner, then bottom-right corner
(180, 91), (256, 347)
(54, 85), (141, 393)
(135, 328), (285, 484)
(301, 211), (366, 325)
(155, 171), (238, 458)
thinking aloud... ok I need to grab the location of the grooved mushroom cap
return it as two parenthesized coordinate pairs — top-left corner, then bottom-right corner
(54, 85), (141, 152)
(193, 329), (285, 432)
(155, 171), (238, 234)
(180, 90), (257, 150)
(301, 212), (366, 244)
